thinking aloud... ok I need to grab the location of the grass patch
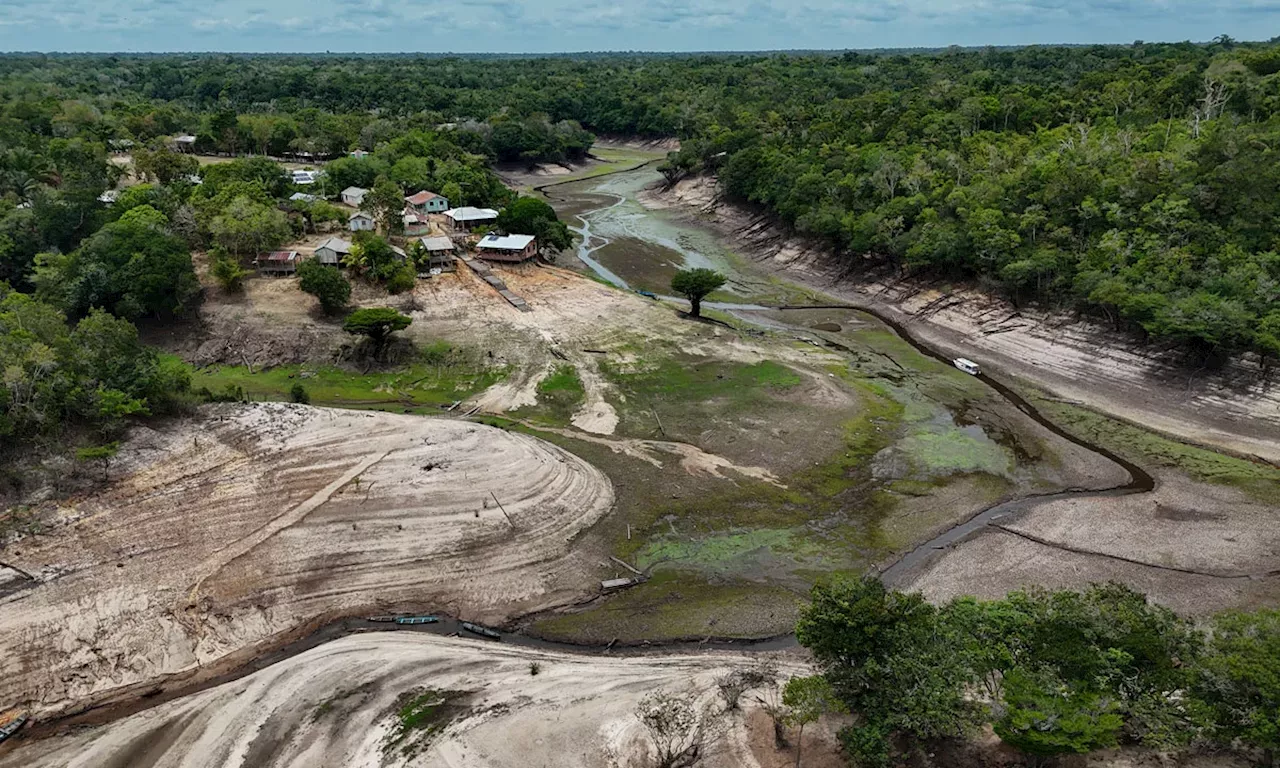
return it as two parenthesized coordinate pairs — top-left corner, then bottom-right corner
(531, 570), (804, 643)
(1029, 394), (1280, 502)
(384, 688), (471, 757)
(177, 346), (505, 414)
(526, 363), (586, 425)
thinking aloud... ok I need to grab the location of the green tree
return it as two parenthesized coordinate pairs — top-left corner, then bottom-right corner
(494, 196), (572, 252)
(361, 175), (405, 236)
(132, 147), (199, 184)
(994, 667), (1124, 761)
(342, 307), (412, 360)
(210, 196), (291, 258)
(1195, 610), (1280, 766)
(210, 249), (252, 292)
(670, 268), (727, 318)
(796, 577), (977, 767)
(289, 383), (310, 404)
(297, 259), (351, 314)
(58, 205), (199, 318)
(782, 676), (845, 768)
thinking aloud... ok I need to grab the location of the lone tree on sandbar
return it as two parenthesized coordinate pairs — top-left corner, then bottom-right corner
(343, 307), (412, 360)
(671, 268), (726, 319)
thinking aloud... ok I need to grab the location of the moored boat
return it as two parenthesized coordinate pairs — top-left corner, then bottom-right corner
(460, 621), (501, 640)
(0, 709), (28, 744)
(394, 616), (440, 625)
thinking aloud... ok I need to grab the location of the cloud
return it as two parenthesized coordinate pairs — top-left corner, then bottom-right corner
(0, 0), (1276, 50)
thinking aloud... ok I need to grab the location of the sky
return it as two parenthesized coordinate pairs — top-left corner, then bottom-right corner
(0, 0), (1274, 53)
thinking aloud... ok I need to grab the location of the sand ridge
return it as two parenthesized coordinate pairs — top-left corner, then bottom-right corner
(0, 404), (615, 717)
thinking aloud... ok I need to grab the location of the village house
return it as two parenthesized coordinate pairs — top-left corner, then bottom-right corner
(341, 186), (368, 207)
(255, 250), (301, 276)
(405, 190), (449, 214)
(314, 236), (352, 266)
(349, 149), (370, 159)
(289, 192), (318, 203)
(443, 206), (499, 232)
(348, 211), (376, 232)
(402, 210), (431, 236)
(418, 235), (457, 273)
(171, 135), (197, 152)
(291, 170), (321, 185)
(475, 233), (537, 263)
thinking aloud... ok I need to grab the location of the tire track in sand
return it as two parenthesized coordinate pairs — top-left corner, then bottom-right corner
(184, 449), (394, 607)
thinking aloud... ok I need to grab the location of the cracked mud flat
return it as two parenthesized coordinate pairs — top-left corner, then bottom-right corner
(0, 404), (614, 718)
(0, 633), (816, 768)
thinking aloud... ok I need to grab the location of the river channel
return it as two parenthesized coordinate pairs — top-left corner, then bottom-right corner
(15, 159), (1158, 745)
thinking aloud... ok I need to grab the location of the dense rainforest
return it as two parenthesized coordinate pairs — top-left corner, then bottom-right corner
(2, 41), (1280, 452)
(4, 42), (1280, 360)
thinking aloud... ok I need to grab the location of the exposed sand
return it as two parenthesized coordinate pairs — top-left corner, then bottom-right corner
(0, 633), (810, 768)
(0, 404), (614, 717)
(901, 471), (1280, 615)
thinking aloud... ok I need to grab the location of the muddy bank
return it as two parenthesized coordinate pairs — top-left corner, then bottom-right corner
(640, 175), (1280, 465)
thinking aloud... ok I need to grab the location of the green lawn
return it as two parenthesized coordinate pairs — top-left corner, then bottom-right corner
(178, 348), (506, 414)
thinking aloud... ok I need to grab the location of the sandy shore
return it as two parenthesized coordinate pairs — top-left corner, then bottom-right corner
(0, 633), (811, 768)
(0, 404), (614, 717)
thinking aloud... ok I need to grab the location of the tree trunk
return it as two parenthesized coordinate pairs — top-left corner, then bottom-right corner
(690, 296), (702, 317)
(794, 723), (804, 768)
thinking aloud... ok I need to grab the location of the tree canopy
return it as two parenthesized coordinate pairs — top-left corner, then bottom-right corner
(670, 268), (726, 318)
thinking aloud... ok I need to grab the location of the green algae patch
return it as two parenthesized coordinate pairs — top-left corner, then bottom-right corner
(897, 428), (1014, 477)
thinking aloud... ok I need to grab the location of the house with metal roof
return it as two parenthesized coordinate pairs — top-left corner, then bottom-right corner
(418, 235), (457, 273)
(475, 233), (537, 263)
(341, 186), (368, 207)
(402, 209), (432, 236)
(255, 250), (301, 275)
(405, 190), (449, 213)
(348, 211), (376, 232)
(314, 236), (352, 266)
(443, 207), (499, 232)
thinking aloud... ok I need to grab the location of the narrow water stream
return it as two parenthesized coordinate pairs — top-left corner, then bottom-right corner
(537, 164), (1155, 584)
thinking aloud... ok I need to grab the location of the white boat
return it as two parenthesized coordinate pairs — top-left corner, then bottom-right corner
(953, 358), (981, 376)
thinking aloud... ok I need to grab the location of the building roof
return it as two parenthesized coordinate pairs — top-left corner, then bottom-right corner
(174, 134), (196, 143)
(405, 190), (442, 205)
(316, 236), (352, 253)
(289, 192), (317, 201)
(390, 245), (408, 258)
(349, 211), (375, 221)
(259, 251), (299, 263)
(420, 236), (455, 252)
(402, 211), (430, 225)
(444, 206), (499, 222)
(341, 186), (368, 197)
(477, 233), (536, 251)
